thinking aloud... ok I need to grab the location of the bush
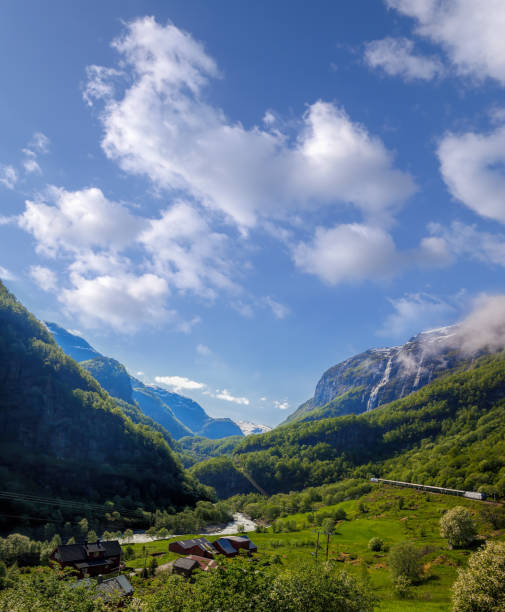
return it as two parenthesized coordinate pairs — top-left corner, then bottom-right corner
(388, 542), (423, 583)
(440, 506), (477, 548)
(451, 541), (505, 611)
(368, 537), (384, 552)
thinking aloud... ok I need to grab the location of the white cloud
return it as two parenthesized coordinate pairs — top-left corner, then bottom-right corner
(60, 272), (171, 331)
(0, 265), (16, 281)
(138, 201), (234, 297)
(379, 292), (458, 338)
(0, 165), (17, 190)
(23, 158), (42, 174)
(19, 186), (142, 256)
(429, 221), (505, 267)
(274, 400), (290, 410)
(213, 389), (250, 405)
(29, 265), (57, 291)
(438, 125), (505, 225)
(154, 375), (206, 393)
(29, 132), (50, 154)
(86, 17), (415, 228)
(293, 223), (400, 284)
(386, 0), (505, 85)
(262, 296), (290, 319)
(196, 343), (212, 356)
(454, 294), (505, 354)
(365, 37), (443, 80)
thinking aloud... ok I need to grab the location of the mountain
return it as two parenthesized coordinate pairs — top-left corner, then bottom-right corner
(236, 421), (272, 436)
(46, 322), (243, 440)
(194, 351), (505, 498)
(285, 325), (477, 423)
(0, 281), (208, 514)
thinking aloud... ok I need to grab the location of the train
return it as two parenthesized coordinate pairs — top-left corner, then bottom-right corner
(370, 477), (486, 501)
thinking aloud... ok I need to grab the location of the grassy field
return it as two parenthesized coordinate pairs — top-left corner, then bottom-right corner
(124, 485), (505, 611)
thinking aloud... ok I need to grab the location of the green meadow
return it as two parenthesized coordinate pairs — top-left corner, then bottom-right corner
(124, 484), (505, 610)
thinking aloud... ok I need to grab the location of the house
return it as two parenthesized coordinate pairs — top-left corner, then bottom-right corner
(96, 574), (134, 603)
(51, 540), (122, 577)
(212, 537), (238, 557)
(72, 574), (133, 605)
(226, 536), (258, 554)
(172, 557), (200, 578)
(168, 537), (217, 558)
(186, 554), (218, 571)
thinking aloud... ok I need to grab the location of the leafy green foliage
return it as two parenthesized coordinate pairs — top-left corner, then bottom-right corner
(368, 536), (384, 551)
(451, 541), (505, 611)
(388, 541), (424, 583)
(0, 281), (210, 533)
(197, 353), (505, 498)
(440, 506), (477, 548)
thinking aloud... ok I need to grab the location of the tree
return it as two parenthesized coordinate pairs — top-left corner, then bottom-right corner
(451, 541), (505, 611)
(440, 506), (477, 548)
(368, 537), (384, 552)
(388, 542), (423, 583)
(123, 529), (134, 542)
(149, 556), (158, 577)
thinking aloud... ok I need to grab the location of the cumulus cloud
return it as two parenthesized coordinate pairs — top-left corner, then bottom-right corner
(29, 265), (57, 291)
(274, 400), (290, 410)
(0, 165), (17, 190)
(19, 186), (141, 256)
(85, 17), (415, 228)
(29, 132), (50, 154)
(138, 201), (234, 297)
(60, 272), (171, 331)
(379, 292), (458, 338)
(213, 389), (250, 405)
(438, 125), (505, 225)
(364, 37), (443, 80)
(21, 132), (50, 175)
(154, 375), (206, 392)
(386, 0), (505, 85)
(293, 223), (400, 284)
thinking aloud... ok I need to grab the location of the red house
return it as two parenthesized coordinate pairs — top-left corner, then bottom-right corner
(212, 537), (238, 557)
(51, 540), (122, 577)
(225, 536), (258, 554)
(168, 537), (217, 558)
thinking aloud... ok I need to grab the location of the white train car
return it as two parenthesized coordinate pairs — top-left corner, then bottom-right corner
(370, 478), (485, 501)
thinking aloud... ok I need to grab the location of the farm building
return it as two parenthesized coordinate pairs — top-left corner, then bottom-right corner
(51, 540), (122, 577)
(173, 557), (200, 578)
(226, 536), (258, 554)
(168, 537), (217, 558)
(186, 554), (218, 571)
(212, 537), (238, 557)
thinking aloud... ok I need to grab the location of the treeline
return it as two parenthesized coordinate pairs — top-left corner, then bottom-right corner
(177, 436), (242, 468)
(193, 353), (505, 498)
(0, 281), (212, 534)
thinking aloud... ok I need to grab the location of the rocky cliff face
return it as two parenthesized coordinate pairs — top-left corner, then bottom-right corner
(286, 326), (477, 423)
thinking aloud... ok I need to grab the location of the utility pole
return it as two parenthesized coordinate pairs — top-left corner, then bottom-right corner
(325, 532), (330, 562)
(313, 530), (320, 564)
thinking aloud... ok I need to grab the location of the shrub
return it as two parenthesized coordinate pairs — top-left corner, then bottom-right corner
(451, 541), (505, 611)
(440, 506), (477, 548)
(368, 537), (384, 552)
(388, 542), (423, 583)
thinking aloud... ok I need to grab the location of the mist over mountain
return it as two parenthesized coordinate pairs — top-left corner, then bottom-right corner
(287, 295), (505, 424)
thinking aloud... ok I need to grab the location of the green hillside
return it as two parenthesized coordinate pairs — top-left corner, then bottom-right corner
(0, 281), (209, 527)
(193, 353), (505, 498)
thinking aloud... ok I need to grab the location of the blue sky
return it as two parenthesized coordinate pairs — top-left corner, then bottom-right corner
(2, 0), (505, 426)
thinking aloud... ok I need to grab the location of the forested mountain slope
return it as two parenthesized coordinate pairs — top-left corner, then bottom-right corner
(0, 282), (209, 513)
(194, 353), (505, 498)
(47, 322), (243, 440)
(286, 326), (478, 423)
